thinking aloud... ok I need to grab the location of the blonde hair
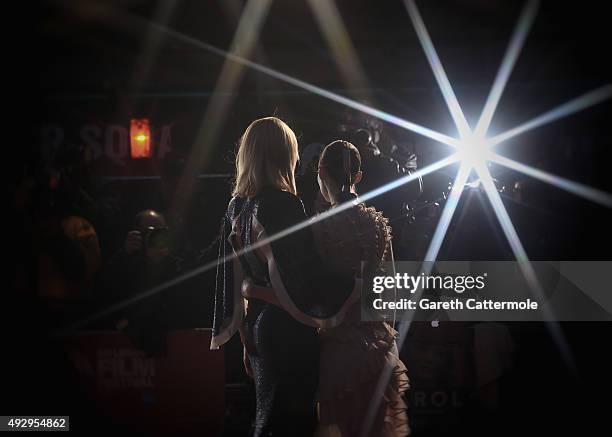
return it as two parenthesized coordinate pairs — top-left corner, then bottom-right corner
(233, 117), (299, 197)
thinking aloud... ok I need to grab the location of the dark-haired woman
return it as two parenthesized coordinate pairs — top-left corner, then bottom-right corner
(313, 140), (410, 437)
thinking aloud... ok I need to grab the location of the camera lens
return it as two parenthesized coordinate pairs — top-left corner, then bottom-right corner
(146, 227), (170, 250)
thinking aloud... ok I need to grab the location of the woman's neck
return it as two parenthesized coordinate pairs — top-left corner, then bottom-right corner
(329, 185), (357, 206)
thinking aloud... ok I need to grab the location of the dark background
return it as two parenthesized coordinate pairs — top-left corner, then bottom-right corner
(6, 0), (612, 435)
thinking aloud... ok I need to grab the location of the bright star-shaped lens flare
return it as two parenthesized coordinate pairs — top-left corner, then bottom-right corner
(124, 0), (611, 268)
(402, 0), (612, 272)
(400, 0), (594, 380)
(457, 134), (494, 169)
(66, 0), (611, 344)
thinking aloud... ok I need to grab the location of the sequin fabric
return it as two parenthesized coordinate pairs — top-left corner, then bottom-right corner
(214, 187), (320, 436)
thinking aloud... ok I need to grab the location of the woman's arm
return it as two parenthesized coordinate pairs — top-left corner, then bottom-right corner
(241, 277), (281, 307)
(238, 321), (253, 378)
(232, 259), (254, 378)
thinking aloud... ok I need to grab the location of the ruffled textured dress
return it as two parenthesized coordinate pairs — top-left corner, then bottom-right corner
(312, 200), (410, 437)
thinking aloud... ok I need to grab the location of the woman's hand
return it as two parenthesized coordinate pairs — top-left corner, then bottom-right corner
(241, 277), (254, 299)
(243, 346), (254, 378)
(241, 278), (282, 307)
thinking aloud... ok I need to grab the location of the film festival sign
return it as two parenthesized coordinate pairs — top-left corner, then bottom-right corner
(361, 261), (612, 322)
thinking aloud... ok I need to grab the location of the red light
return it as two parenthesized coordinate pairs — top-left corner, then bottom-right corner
(130, 119), (152, 158)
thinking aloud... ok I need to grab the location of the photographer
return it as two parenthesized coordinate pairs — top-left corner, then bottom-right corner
(95, 209), (176, 356)
(351, 129), (419, 231)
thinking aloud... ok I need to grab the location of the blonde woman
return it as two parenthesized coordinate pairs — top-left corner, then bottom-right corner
(211, 117), (357, 436)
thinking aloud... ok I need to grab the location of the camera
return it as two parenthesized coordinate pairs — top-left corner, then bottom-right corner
(142, 226), (170, 253)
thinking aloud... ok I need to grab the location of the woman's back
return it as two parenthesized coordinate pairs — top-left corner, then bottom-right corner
(312, 201), (410, 437)
(226, 187), (321, 436)
(211, 116), (326, 437)
(312, 201), (392, 280)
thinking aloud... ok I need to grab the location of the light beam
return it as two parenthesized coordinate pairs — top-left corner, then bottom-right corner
(177, 0), (274, 213)
(307, 0), (372, 95)
(424, 162), (472, 261)
(488, 84), (612, 147)
(489, 153), (612, 207)
(474, 0), (539, 137)
(57, 155), (458, 333)
(472, 158), (578, 374)
(140, 18), (461, 148)
(404, 0), (472, 138)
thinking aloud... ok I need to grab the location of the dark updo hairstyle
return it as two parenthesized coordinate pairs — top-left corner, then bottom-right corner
(319, 140), (362, 201)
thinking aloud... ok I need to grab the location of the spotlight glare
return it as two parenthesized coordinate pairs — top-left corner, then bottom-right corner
(77, 4), (610, 366)
(457, 133), (493, 169)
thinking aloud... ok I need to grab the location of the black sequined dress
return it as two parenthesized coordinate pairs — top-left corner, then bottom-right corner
(211, 187), (355, 436)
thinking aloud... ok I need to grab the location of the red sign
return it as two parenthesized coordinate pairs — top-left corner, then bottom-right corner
(130, 119), (152, 158)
